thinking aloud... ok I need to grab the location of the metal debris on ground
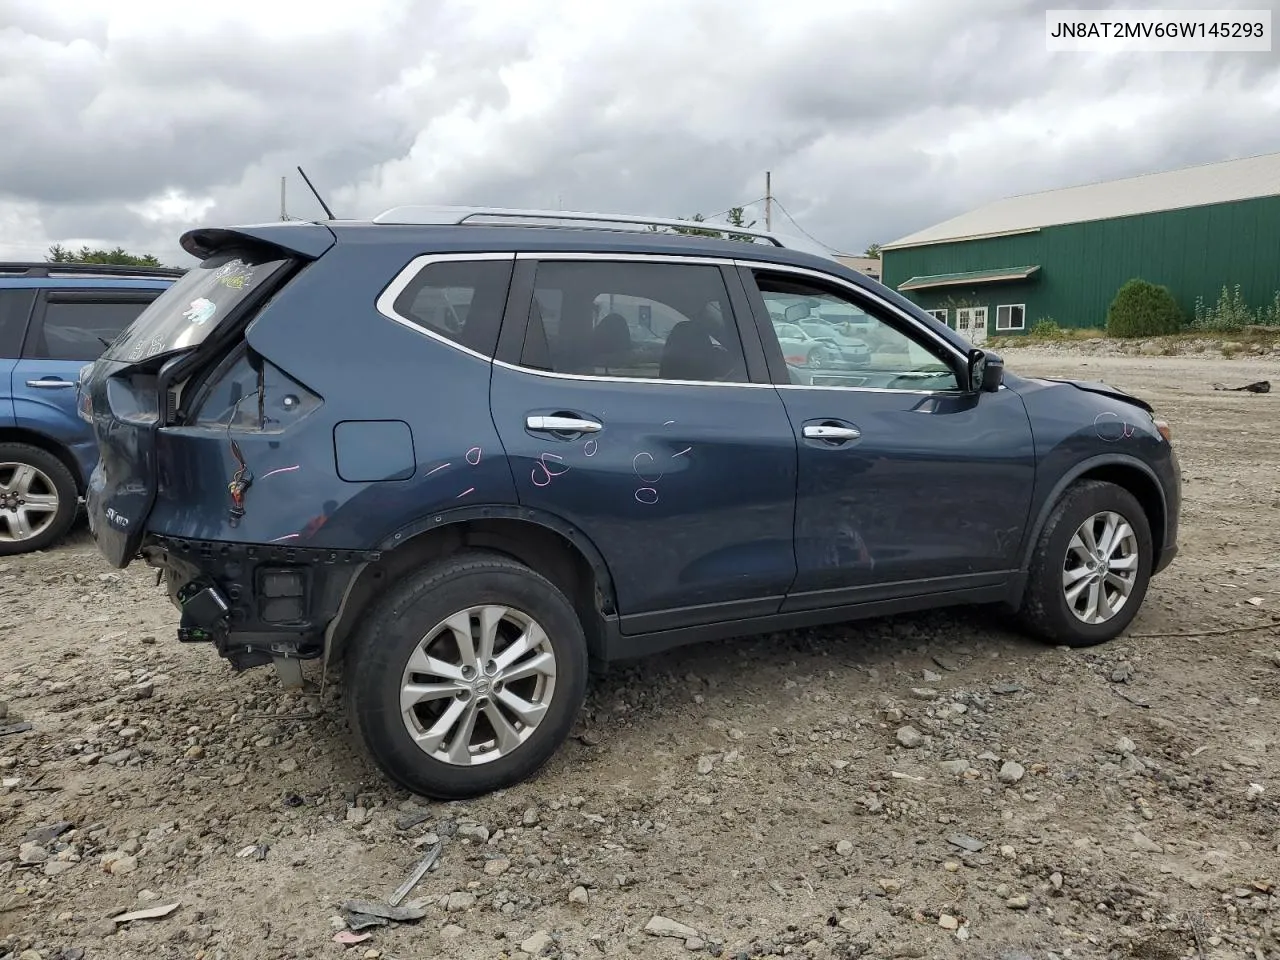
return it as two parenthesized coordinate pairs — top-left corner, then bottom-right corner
(388, 841), (442, 906)
(111, 902), (181, 924)
(1212, 380), (1270, 393)
(341, 899), (428, 923)
(394, 808), (432, 831)
(342, 912), (389, 932)
(235, 843), (269, 860)
(0, 722), (33, 736)
(23, 822), (73, 846)
(947, 833), (986, 853)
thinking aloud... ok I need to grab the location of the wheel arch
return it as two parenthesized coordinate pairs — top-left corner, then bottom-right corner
(0, 427), (85, 493)
(1019, 454), (1167, 578)
(323, 506), (618, 671)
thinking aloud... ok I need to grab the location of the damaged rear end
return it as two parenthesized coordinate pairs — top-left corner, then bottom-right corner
(81, 222), (359, 676)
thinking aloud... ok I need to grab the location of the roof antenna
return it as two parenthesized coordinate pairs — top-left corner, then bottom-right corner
(296, 166), (336, 220)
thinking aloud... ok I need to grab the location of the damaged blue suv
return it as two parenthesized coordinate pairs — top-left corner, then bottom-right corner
(79, 207), (1180, 799)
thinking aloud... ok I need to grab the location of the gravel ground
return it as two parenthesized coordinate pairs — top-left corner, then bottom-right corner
(2, 348), (1278, 960)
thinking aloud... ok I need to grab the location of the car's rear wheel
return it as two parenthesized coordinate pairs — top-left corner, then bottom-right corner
(345, 550), (589, 799)
(1019, 479), (1153, 647)
(0, 444), (78, 556)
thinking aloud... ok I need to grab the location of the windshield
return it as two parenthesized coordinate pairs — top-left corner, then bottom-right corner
(104, 249), (291, 363)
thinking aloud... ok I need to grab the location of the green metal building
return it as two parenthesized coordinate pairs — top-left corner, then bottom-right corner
(880, 151), (1280, 343)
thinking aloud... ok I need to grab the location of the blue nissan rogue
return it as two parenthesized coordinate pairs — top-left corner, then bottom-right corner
(0, 261), (180, 554)
(78, 208), (1180, 799)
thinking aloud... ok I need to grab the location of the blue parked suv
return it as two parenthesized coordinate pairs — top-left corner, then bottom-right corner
(0, 262), (181, 554)
(78, 208), (1180, 799)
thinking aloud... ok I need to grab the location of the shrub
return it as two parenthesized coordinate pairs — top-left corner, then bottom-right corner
(1105, 279), (1183, 338)
(1191, 285), (1280, 331)
(1030, 318), (1064, 339)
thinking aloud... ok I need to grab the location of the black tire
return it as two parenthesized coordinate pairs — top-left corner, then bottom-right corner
(344, 550), (589, 799)
(0, 443), (79, 556)
(1019, 479), (1153, 648)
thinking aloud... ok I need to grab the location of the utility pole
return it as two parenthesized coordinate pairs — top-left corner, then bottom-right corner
(765, 171), (772, 232)
(280, 176), (288, 221)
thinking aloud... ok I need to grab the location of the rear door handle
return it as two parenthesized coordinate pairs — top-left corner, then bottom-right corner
(526, 415), (603, 433)
(26, 379), (75, 389)
(803, 424), (861, 441)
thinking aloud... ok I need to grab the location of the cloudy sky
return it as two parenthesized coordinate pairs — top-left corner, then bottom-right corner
(2, 0), (1279, 266)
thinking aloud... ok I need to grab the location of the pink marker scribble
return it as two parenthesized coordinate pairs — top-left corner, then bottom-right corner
(271, 533), (300, 542)
(583, 439), (597, 457)
(457, 487), (475, 498)
(663, 420), (675, 426)
(261, 465), (300, 480)
(531, 452), (569, 487)
(426, 462), (451, 476)
(466, 446), (482, 465)
(635, 487), (659, 505)
(672, 447), (691, 458)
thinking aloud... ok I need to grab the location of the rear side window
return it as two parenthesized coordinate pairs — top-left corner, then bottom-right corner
(25, 296), (159, 362)
(104, 249), (291, 364)
(387, 258), (513, 358)
(0, 289), (36, 357)
(519, 261), (749, 383)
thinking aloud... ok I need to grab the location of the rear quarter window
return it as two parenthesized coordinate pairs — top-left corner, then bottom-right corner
(384, 258), (515, 358)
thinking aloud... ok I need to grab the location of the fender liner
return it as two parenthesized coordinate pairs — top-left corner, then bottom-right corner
(320, 504), (620, 677)
(1018, 453), (1168, 572)
(374, 503), (618, 611)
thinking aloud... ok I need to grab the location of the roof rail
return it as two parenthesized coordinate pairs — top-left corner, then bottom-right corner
(0, 262), (186, 280)
(369, 205), (834, 257)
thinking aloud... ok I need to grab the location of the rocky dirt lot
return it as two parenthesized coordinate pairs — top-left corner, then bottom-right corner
(2, 348), (1278, 960)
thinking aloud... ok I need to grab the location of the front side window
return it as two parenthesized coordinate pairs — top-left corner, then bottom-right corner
(104, 249), (290, 363)
(29, 296), (160, 362)
(753, 272), (962, 391)
(519, 261), (749, 383)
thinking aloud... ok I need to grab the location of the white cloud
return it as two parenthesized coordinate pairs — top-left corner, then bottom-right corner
(1, 0), (1278, 265)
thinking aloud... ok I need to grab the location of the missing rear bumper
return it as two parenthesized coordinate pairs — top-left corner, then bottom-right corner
(144, 536), (379, 671)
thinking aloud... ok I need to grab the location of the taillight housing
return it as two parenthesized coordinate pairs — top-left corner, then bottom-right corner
(76, 364), (94, 423)
(1152, 417), (1172, 442)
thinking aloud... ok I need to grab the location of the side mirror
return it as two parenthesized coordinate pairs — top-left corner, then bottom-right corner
(784, 303), (809, 324)
(967, 349), (1003, 392)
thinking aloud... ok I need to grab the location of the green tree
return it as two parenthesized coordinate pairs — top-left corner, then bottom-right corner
(1105, 278), (1184, 338)
(47, 243), (164, 267)
(863, 242), (881, 259)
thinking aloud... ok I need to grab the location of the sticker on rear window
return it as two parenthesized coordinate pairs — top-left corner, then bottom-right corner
(183, 297), (217, 325)
(214, 261), (256, 290)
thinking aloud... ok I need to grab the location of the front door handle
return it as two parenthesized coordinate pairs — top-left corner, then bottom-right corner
(526, 415), (603, 434)
(26, 379), (75, 389)
(803, 424), (861, 441)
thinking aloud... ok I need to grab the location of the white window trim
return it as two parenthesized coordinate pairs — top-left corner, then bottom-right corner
(925, 308), (948, 324)
(996, 303), (1026, 331)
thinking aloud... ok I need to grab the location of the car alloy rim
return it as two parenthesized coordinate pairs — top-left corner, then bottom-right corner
(1062, 510), (1139, 625)
(0, 462), (60, 543)
(399, 604), (558, 766)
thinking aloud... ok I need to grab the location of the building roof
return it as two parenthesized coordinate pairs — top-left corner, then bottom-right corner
(883, 150), (1280, 251)
(834, 254), (881, 277)
(897, 265), (1040, 292)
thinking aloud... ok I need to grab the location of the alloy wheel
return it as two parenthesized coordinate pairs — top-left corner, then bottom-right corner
(0, 462), (60, 543)
(1062, 510), (1139, 624)
(399, 604), (558, 765)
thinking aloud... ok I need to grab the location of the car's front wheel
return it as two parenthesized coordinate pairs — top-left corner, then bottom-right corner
(345, 550), (589, 799)
(1019, 479), (1153, 647)
(0, 443), (79, 556)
